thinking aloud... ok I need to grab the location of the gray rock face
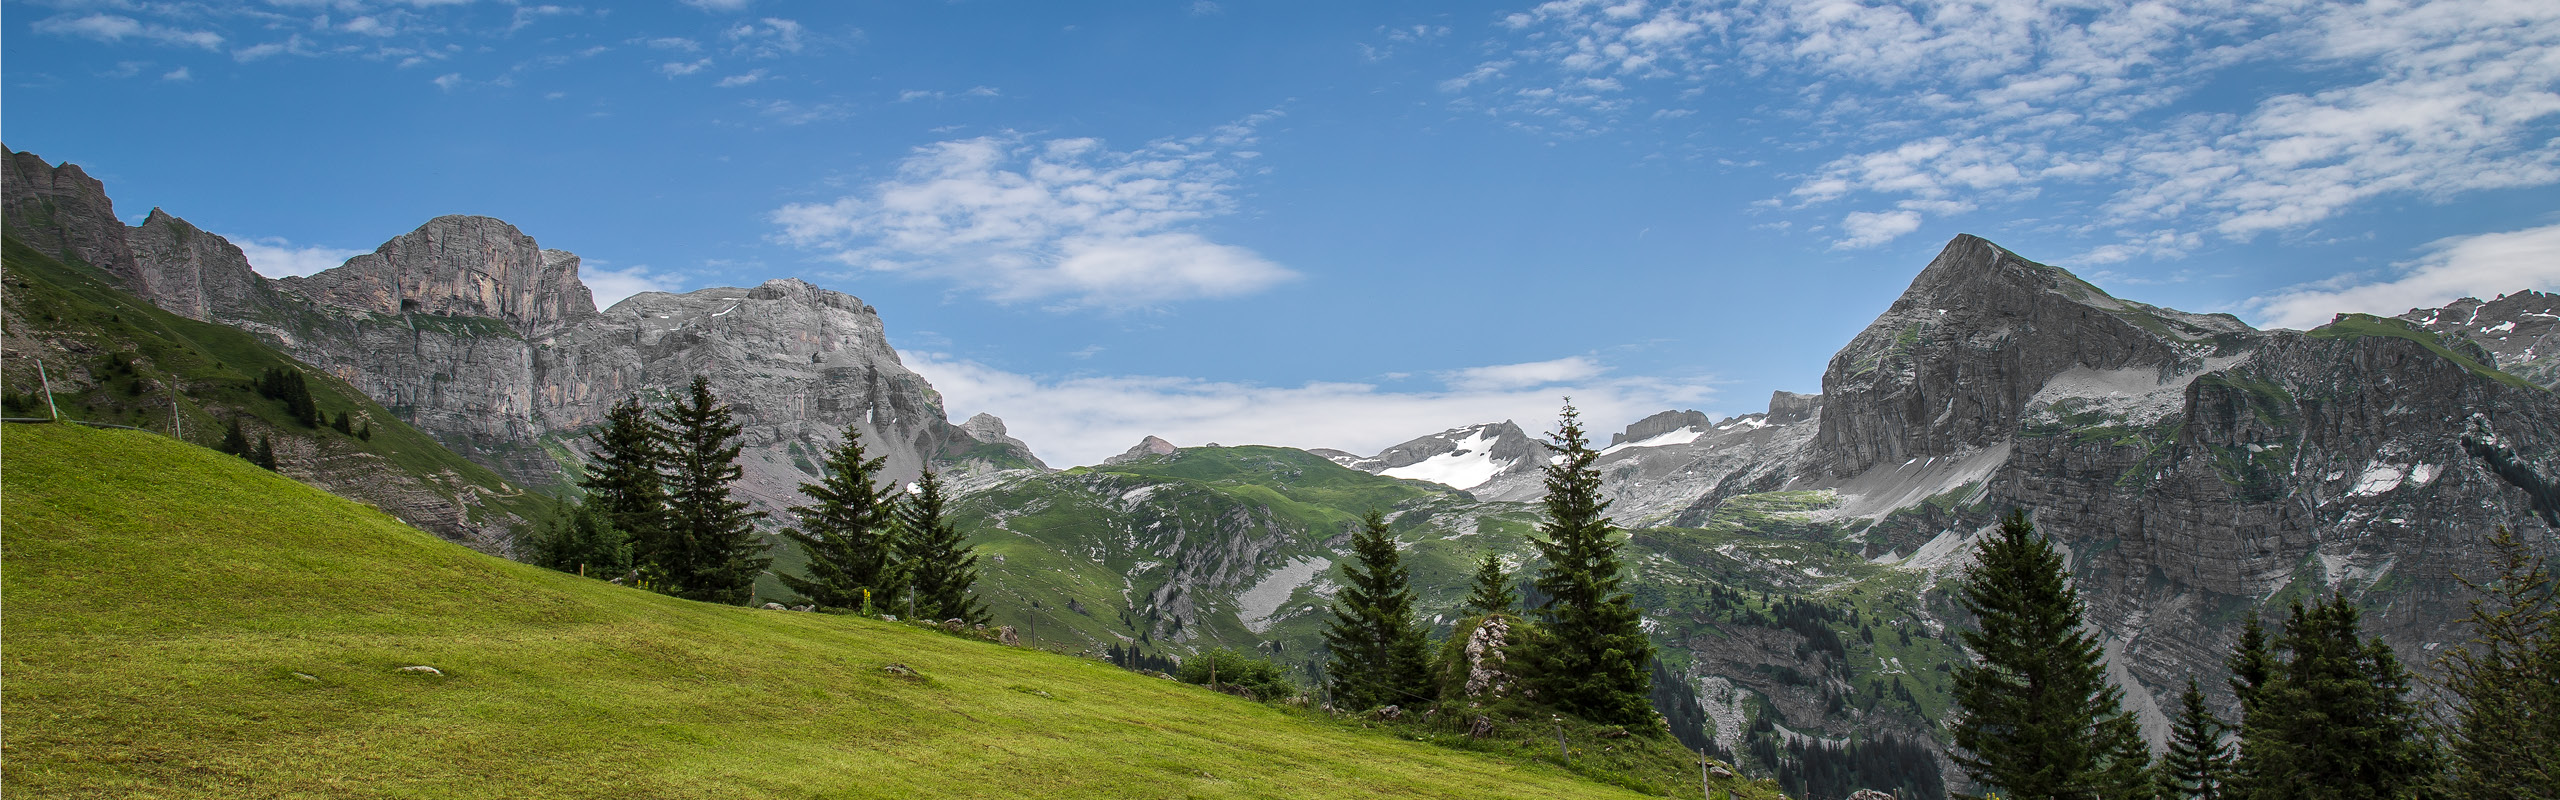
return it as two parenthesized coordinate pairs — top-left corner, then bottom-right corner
(1612, 410), (1710, 446)
(123, 209), (278, 323)
(2397, 290), (2560, 390)
(280, 216), (593, 334)
(4, 146), (143, 292)
(1103, 435), (1181, 466)
(1332, 421), (1549, 496)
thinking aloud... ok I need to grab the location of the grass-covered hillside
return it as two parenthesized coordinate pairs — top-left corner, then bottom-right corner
(0, 234), (553, 546)
(1, 422), (1711, 799)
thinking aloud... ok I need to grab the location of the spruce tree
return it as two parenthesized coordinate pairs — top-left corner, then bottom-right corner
(2439, 527), (2559, 800)
(580, 397), (671, 572)
(527, 501), (633, 578)
(1523, 401), (1655, 727)
(1461, 552), (1517, 617)
(896, 469), (987, 624)
(251, 435), (278, 471)
(1321, 509), (1435, 711)
(779, 423), (903, 611)
(2229, 597), (2437, 800)
(654, 377), (769, 605)
(220, 417), (250, 457)
(1949, 508), (2152, 800)
(2159, 678), (2232, 800)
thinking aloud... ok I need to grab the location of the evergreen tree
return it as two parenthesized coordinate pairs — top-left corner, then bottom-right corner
(356, 421), (372, 441)
(219, 417), (250, 457)
(251, 435), (277, 471)
(1949, 508), (2152, 800)
(2229, 597), (2437, 800)
(1523, 401), (1655, 727)
(331, 410), (353, 435)
(779, 423), (903, 611)
(2439, 527), (2559, 800)
(526, 501), (633, 579)
(580, 397), (670, 571)
(896, 469), (987, 624)
(654, 377), (769, 605)
(1321, 509), (1435, 711)
(2159, 678), (2233, 800)
(1461, 552), (1517, 617)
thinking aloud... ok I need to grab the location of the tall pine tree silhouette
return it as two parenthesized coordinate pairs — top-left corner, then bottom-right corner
(1461, 552), (1517, 617)
(897, 469), (986, 624)
(2229, 597), (2437, 800)
(1523, 401), (1654, 727)
(2438, 526), (2559, 800)
(780, 423), (903, 611)
(1321, 509), (1434, 711)
(655, 377), (768, 605)
(1948, 508), (2150, 800)
(2158, 677), (2232, 800)
(580, 397), (669, 573)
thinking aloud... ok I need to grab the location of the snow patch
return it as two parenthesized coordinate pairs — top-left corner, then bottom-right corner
(1599, 426), (1706, 457)
(2351, 463), (2407, 496)
(1236, 556), (1332, 634)
(1380, 428), (1509, 489)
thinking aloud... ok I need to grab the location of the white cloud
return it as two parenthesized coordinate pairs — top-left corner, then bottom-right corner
(683, 0), (751, 11)
(1834, 210), (1923, 250)
(715, 69), (768, 87)
(660, 58), (709, 76)
(772, 115), (1298, 308)
(432, 72), (463, 91)
(645, 37), (702, 52)
(2244, 222), (2560, 331)
(748, 98), (851, 125)
(582, 263), (686, 310)
(905, 352), (1717, 468)
(897, 86), (1001, 102)
(725, 17), (803, 58)
(1439, 356), (1606, 391)
(1471, 0), (2560, 255)
(34, 13), (224, 50)
(161, 66), (192, 81)
(229, 235), (368, 278)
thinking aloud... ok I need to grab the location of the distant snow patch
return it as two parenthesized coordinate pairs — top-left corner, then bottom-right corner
(1380, 428), (1509, 489)
(1600, 426), (1705, 457)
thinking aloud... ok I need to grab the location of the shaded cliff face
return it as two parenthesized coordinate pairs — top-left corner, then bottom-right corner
(124, 208), (284, 324)
(3, 146), (143, 293)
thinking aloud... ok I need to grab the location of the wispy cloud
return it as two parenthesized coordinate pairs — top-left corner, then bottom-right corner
(161, 66), (192, 82)
(682, 0), (752, 12)
(896, 86), (1000, 102)
(772, 113), (1298, 309)
(660, 58), (710, 77)
(715, 69), (768, 87)
(228, 235), (368, 279)
(2244, 222), (2560, 330)
(1468, 0), (2560, 253)
(724, 17), (804, 58)
(582, 262), (686, 310)
(34, 13), (224, 50)
(905, 352), (1715, 467)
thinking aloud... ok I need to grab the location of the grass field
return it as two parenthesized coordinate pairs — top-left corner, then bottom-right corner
(1, 422), (1723, 799)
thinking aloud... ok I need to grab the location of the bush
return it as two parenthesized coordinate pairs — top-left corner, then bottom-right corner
(1176, 647), (1297, 702)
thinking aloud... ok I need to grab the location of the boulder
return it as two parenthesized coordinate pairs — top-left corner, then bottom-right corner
(397, 665), (443, 676)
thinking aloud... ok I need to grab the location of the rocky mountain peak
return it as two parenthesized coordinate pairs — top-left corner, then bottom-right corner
(281, 214), (595, 334)
(3, 145), (143, 292)
(124, 207), (272, 323)
(2398, 290), (2560, 390)
(1614, 410), (1710, 446)
(1103, 435), (1181, 465)
(1332, 421), (1548, 492)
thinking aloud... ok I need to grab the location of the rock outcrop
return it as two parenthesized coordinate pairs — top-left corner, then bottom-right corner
(2397, 290), (2559, 390)
(280, 216), (593, 334)
(1103, 435), (1181, 466)
(123, 209), (279, 323)
(4, 146), (143, 292)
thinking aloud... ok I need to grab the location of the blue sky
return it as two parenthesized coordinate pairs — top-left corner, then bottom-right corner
(7, 0), (2558, 465)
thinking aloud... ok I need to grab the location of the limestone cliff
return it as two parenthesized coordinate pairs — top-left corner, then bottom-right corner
(4, 146), (144, 293)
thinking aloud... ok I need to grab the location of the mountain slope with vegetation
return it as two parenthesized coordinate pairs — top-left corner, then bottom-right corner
(1, 422), (1707, 799)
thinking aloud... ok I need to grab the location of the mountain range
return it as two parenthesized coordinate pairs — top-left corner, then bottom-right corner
(7, 143), (2555, 795)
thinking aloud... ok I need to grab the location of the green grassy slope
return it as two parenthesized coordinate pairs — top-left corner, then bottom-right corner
(0, 234), (554, 533)
(1, 423), (1677, 799)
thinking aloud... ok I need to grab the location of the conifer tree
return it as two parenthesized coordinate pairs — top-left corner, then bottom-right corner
(2159, 678), (2233, 800)
(357, 421), (372, 441)
(1949, 508), (2152, 800)
(2228, 597), (2436, 800)
(896, 469), (987, 624)
(251, 435), (278, 470)
(654, 377), (768, 605)
(527, 501), (633, 578)
(580, 397), (670, 571)
(1321, 509), (1435, 711)
(779, 423), (903, 611)
(331, 410), (353, 435)
(220, 417), (250, 457)
(1461, 552), (1517, 617)
(1523, 401), (1655, 726)
(2439, 527), (2559, 800)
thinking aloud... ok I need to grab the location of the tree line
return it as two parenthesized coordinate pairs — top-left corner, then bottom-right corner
(1951, 511), (2557, 800)
(524, 376), (985, 624)
(1311, 401), (1664, 732)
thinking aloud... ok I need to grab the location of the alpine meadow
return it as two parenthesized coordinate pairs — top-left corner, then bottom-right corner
(5, 1), (2559, 798)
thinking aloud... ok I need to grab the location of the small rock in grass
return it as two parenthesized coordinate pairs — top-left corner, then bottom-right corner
(791, 605), (816, 612)
(942, 618), (965, 632)
(762, 602), (787, 610)
(998, 626), (1021, 646)
(883, 663), (916, 676)
(398, 666), (443, 676)
(291, 672), (320, 682)
(1710, 766), (1736, 780)
(1373, 705), (1402, 721)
